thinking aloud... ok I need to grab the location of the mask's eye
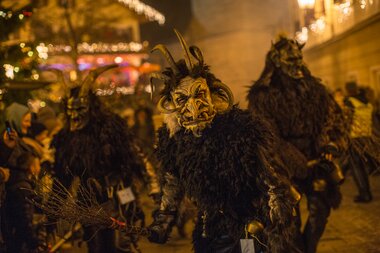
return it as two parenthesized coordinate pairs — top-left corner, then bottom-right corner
(176, 95), (187, 105)
(196, 90), (205, 98)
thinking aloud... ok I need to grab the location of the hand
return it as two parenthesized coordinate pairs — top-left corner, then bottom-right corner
(3, 129), (18, 148)
(0, 167), (10, 182)
(147, 210), (176, 244)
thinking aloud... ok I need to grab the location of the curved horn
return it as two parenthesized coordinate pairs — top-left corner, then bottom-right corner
(213, 81), (234, 110)
(149, 73), (171, 100)
(189, 46), (204, 66)
(174, 29), (194, 70)
(157, 96), (177, 114)
(149, 73), (170, 83)
(80, 64), (118, 97)
(46, 68), (69, 98)
(151, 44), (179, 75)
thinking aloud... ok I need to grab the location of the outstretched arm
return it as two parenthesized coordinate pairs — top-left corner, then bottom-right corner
(148, 172), (183, 244)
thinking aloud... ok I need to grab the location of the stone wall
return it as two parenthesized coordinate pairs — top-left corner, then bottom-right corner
(159, 0), (298, 107)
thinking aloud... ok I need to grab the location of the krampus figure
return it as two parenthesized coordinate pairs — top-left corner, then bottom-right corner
(247, 36), (348, 253)
(148, 31), (299, 253)
(51, 65), (159, 253)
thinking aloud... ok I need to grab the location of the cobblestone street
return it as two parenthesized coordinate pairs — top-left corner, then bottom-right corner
(63, 174), (380, 253)
(317, 175), (380, 253)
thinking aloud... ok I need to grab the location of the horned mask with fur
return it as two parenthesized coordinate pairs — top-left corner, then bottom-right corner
(151, 30), (234, 137)
(50, 64), (117, 131)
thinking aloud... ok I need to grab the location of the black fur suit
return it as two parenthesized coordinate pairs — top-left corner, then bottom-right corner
(52, 93), (148, 253)
(156, 107), (298, 253)
(247, 44), (347, 253)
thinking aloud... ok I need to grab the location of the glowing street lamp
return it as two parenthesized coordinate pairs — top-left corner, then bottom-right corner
(298, 0), (315, 9)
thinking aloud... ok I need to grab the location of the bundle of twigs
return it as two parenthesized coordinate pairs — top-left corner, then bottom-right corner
(31, 178), (150, 236)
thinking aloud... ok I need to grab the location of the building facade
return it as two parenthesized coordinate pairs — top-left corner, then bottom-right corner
(301, 0), (380, 95)
(148, 0), (298, 107)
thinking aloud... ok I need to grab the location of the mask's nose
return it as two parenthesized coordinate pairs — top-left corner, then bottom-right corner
(183, 98), (200, 121)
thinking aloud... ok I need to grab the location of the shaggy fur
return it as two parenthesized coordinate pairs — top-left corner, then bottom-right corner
(156, 107), (298, 253)
(248, 69), (346, 160)
(247, 65), (347, 206)
(52, 92), (145, 187)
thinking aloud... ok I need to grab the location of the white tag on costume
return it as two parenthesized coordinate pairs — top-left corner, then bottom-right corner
(240, 239), (255, 253)
(117, 187), (135, 204)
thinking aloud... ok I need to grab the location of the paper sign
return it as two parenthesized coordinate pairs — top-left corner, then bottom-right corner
(117, 187), (135, 205)
(240, 239), (255, 253)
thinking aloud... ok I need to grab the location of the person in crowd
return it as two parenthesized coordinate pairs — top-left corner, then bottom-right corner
(132, 107), (156, 155)
(0, 166), (10, 252)
(5, 102), (32, 138)
(148, 30), (299, 253)
(1, 102), (45, 253)
(343, 81), (379, 202)
(247, 36), (348, 253)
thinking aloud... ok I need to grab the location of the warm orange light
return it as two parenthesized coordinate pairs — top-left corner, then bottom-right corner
(298, 0), (315, 9)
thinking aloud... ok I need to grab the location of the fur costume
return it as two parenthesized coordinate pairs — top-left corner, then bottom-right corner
(247, 35), (347, 197)
(156, 107), (298, 253)
(52, 67), (158, 253)
(148, 31), (298, 253)
(247, 36), (348, 253)
(53, 91), (145, 185)
(247, 62), (346, 162)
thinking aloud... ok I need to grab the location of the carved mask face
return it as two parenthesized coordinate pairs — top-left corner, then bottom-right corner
(273, 40), (304, 79)
(171, 76), (216, 137)
(66, 96), (89, 132)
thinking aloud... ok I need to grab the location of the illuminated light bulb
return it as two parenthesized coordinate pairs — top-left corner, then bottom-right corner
(360, 0), (366, 9)
(28, 51), (34, 57)
(295, 27), (309, 44)
(14, 67), (20, 72)
(20, 43), (25, 48)
(117, 0), (165, 25)
(114, 56), (123, 63)
(298, 0), (315, 9)
(19, 14), (24, 20)
(3, 64), (15, 79)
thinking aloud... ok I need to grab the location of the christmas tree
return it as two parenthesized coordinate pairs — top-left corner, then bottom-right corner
(0, 2), (43, 105)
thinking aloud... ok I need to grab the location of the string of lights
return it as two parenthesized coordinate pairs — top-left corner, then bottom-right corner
(46, 41), (148, 55)
(117, 0), (165, 25)
(295, 0), (375, 43)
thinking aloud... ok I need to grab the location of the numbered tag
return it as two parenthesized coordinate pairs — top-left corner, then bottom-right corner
(117, 187), (135, 205)
(240, 239), (255, 253)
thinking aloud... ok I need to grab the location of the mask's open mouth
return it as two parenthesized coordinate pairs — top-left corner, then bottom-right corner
(181, 110), (216, 127)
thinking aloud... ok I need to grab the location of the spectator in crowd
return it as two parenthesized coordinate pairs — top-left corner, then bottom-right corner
(132, 107), (155, 155)
(344, 81), (376, 203)
(0, 102), (45, 252)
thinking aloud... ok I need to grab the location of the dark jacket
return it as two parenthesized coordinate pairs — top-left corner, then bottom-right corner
(2, 169), (40, 253)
